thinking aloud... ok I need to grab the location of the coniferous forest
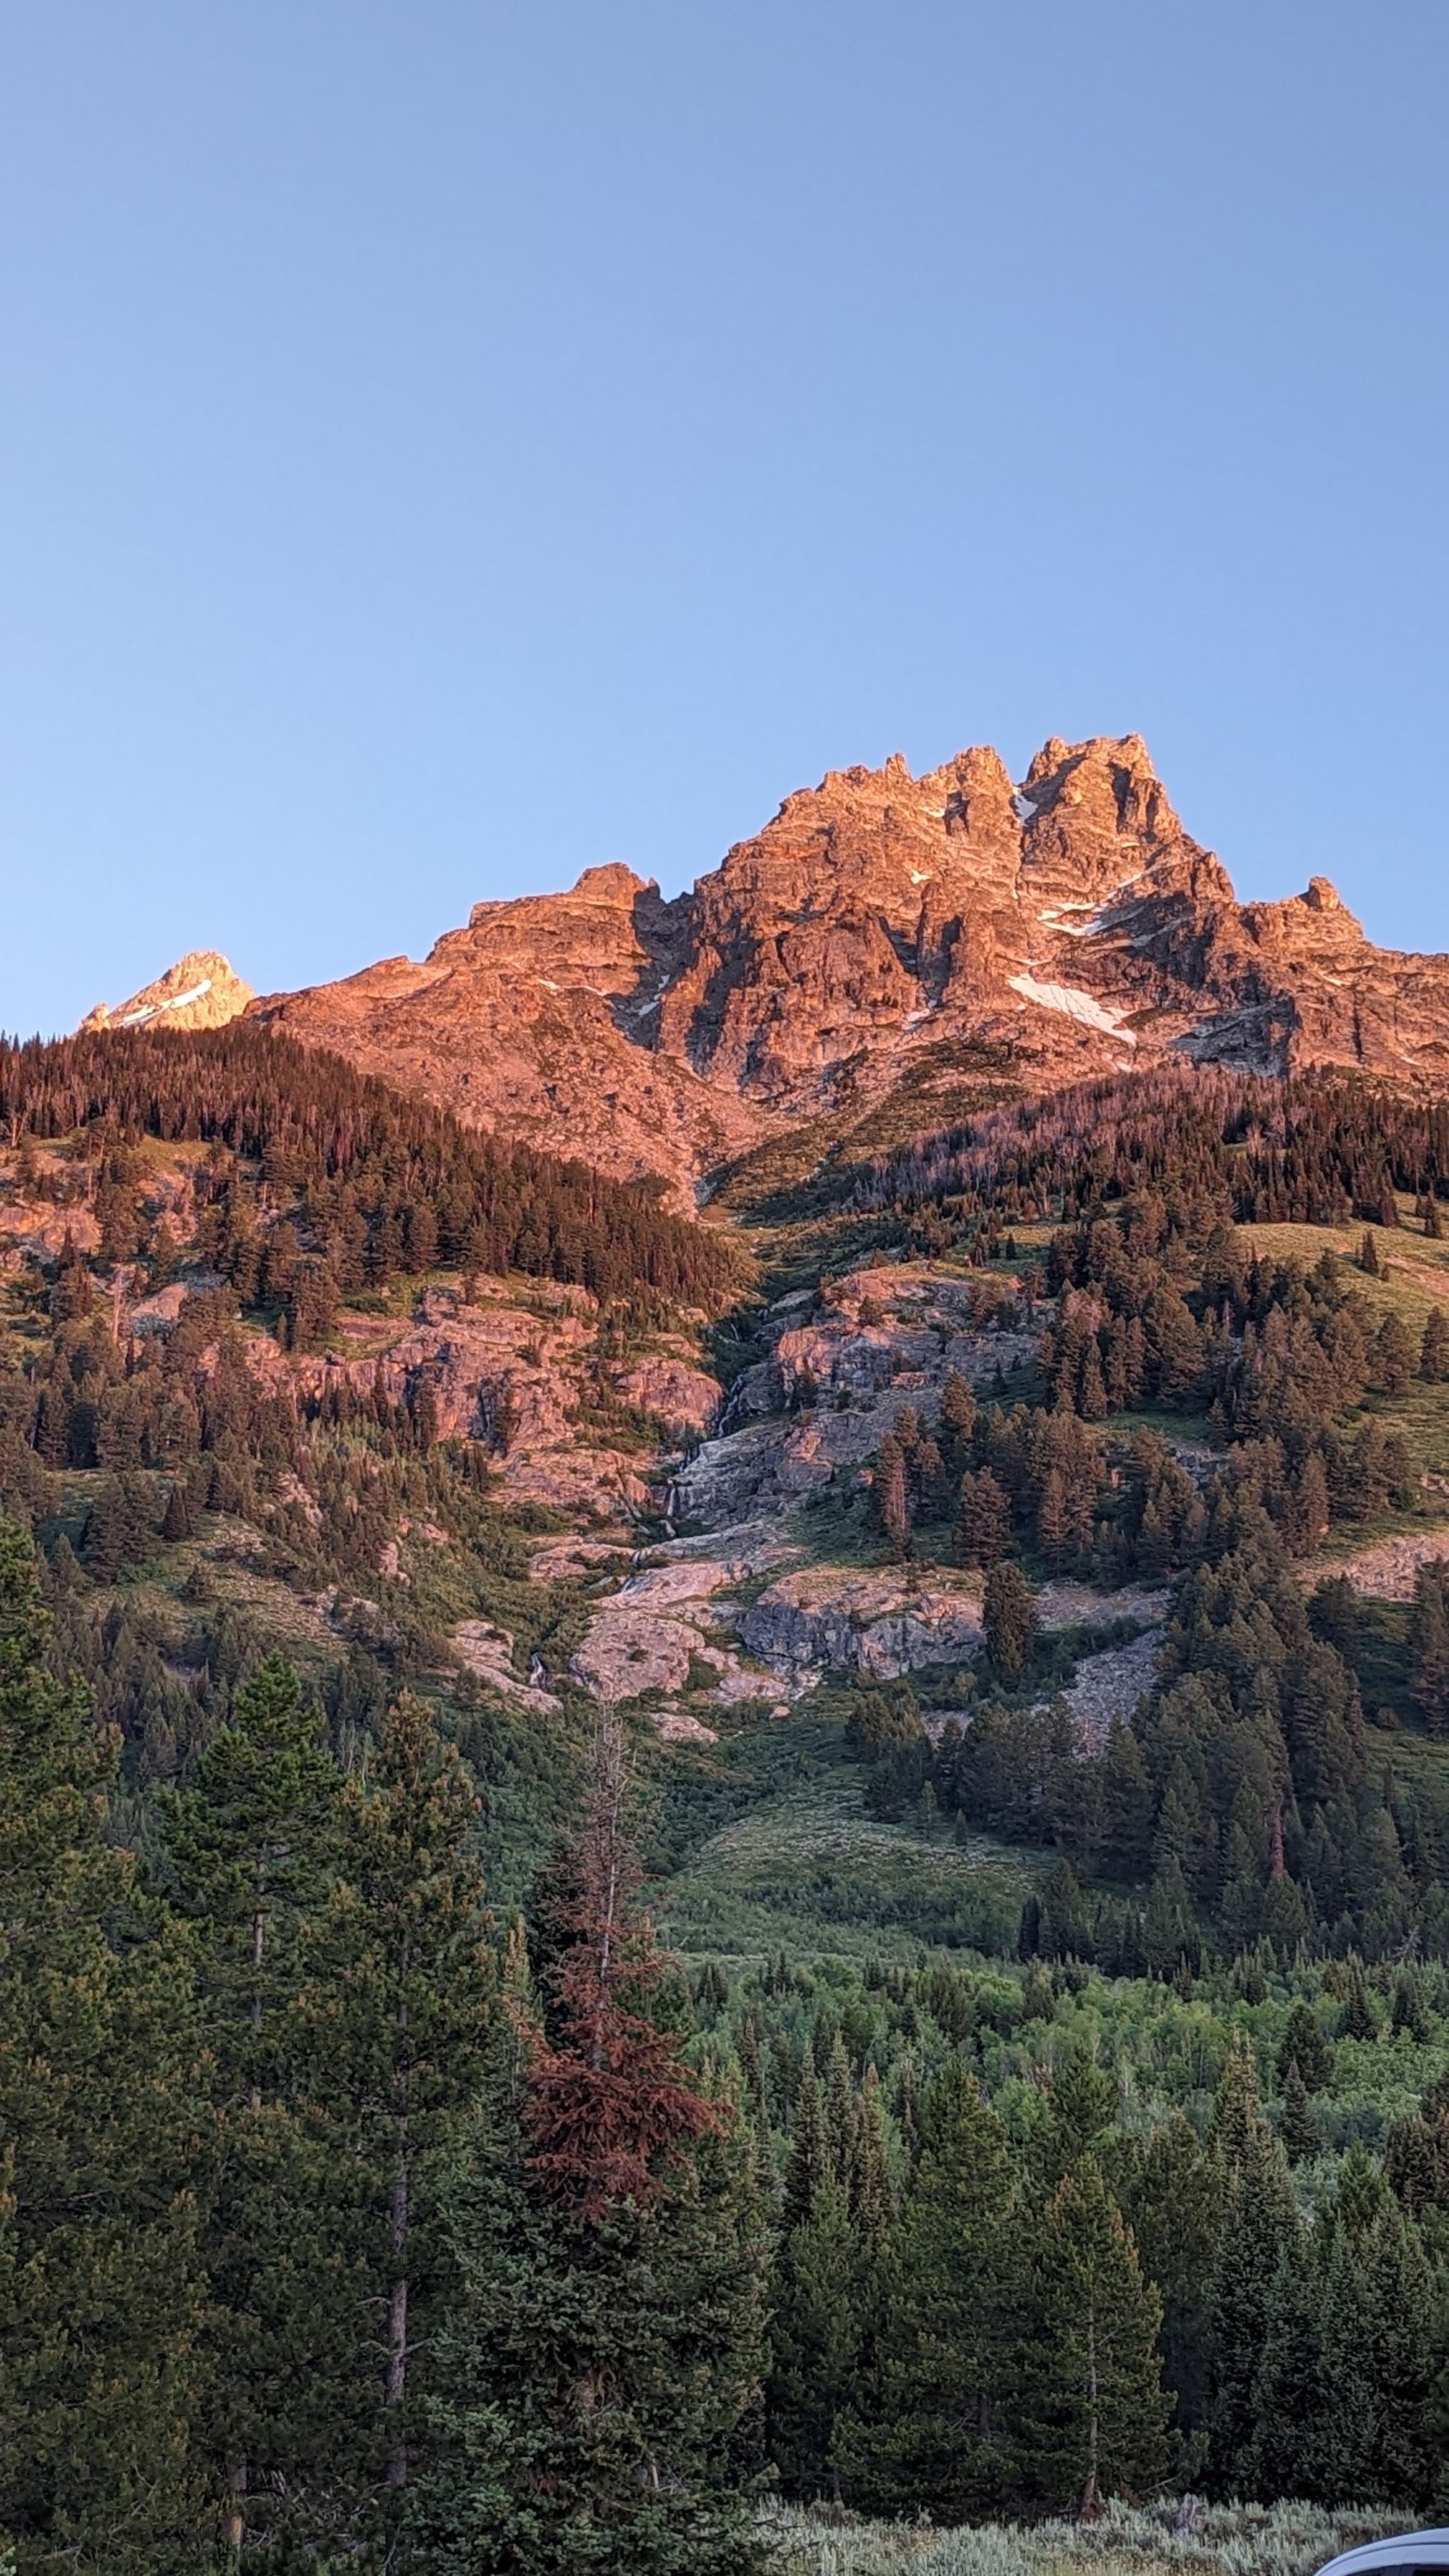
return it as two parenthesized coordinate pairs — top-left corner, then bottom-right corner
(14, 1048), (1449, 2567)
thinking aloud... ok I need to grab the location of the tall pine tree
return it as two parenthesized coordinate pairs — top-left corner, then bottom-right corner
(0, 1519), (208, 2575)
(409, 1715), (767, 2574)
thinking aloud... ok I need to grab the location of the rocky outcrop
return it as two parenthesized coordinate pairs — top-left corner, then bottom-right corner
(569, 1558), (788, 1712)
(91, 735), (1449, 1197)
(83, 950), (254, 1033)
(738, 1565), (985, 1685)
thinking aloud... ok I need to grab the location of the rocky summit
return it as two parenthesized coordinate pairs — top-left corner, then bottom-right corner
(100, 735), (1449, 1193)
(82, 948), (256, 1034)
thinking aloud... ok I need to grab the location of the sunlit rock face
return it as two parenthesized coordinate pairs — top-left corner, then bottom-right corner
(94, 738), (1449, 1195)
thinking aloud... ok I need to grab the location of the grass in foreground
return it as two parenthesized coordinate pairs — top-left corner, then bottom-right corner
(762, 2498), (1416, 2576)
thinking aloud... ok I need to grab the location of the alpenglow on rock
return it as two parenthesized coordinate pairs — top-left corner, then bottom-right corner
(89, 735), (1449, 1193)
(82, 950), (254, 1034)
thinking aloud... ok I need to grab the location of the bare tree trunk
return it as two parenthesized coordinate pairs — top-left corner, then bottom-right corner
(224, 2460), (246, 2562)
(1082, 2304), (1100, 2518)
(385, 2138), (409, 2486)
(249, 1852), (267, 2114)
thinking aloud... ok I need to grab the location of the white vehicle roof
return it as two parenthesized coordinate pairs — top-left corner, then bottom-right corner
(1319, 2538), (1449, 2576)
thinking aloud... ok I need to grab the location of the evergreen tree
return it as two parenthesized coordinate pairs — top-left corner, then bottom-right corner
(780, 2059), (832, 2229)
(872, 1434), (911, 1560)
(524, 1718), (718, 2221)
(767, 2173), (864, 2498)
(1206, 2038), (1300, 2491)
(1421, 1305), (1449, 1383)
(1279, 2058), (1321, 2166)
(953, 1466), (1011, 1568)
(1276, 1999), (1332, 2094)
(1240, 2241), (1335, 2501)
(1017, 2162), (1172, 2514)
(1408, 1560), (1449, 1732)
(163, 1651), (348, 2551)
(983, 1560), (1036, 1684)
(1111, 2109), (1221, 2435)
(1347, 2200), (1440, 2506)
(0, 1519), (208, 2573)
(835, 2059), (1019, 2518)
(936, 1368), (977, 1480)
(1340, 1957), (1378, 2041)
(298, 1692), (496, 2518)
(1375, 1310), (1414, 1396)
(409, 1721), (767, 2573)
(412, 2118), (767, 2575)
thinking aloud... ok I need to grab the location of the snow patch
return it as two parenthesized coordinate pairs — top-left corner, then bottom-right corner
(118, 977), (213, 1026)
(1009, 974), (1137, 1045)
(907, 869), (934, 885)
(1012, 792), (1038, 822)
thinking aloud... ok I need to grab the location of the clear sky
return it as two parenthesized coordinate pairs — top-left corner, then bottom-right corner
(2, 1), (1446, 1037)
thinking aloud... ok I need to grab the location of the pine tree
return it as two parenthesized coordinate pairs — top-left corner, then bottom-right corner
(1375, 1310), (1414, 1395)
(412, 2115), (768, 2575)
(1348, 2199), (1440, 2506)
(835, 2059), (1019, 2519)
(953, 1465), (1011, 1568)
(1017, 2162), (1172, 2514)
(1206, 2037), (1300, 2491)
(767, 2170), (864, 2497)
(822, 2033), (856, 2180)
(409, 1725), (767, 2573)
(1340, 1956), (1378, 2041)
(1111, 2108), (1221, 2437)
(1279, 2058), (1321, 2165)
(163, 1651), (348, 2551)
(1408, 1561), (1449, 1731)
(0, 1518), (209, 2572)
(779, 2056), (833, 2235)
(983, 1560), (1036, 1684)
(1240, 2239), (1335, 2501)
(298, 1692), (496, 2516)
(847, 2065), (893, 2249)
(524, 1718), (719, 2222)
(872, 1434), (911, 1560)
(1276, 1998), (1333, 2094)
(936, 1368), (977, 1480)
(1421, 1306), (1449, 1381)
(1100, 1718), (1153, 1875)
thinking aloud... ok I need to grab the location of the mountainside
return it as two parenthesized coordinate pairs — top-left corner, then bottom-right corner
(21, 826), (1449, 2554)
(227, 732), (1449, 1197)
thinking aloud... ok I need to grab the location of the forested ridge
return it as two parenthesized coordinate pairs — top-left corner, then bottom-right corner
(0, 1024), (739, 1310)
(17, 1047), (1449, 2567)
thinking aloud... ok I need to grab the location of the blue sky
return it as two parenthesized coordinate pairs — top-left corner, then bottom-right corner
(2, 1), (1446, 1035)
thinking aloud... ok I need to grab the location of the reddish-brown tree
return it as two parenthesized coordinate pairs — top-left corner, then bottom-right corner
(524, 1714), (718, 2222)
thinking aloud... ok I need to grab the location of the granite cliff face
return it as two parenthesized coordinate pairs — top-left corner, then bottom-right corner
(102, 737), (1449, 1195)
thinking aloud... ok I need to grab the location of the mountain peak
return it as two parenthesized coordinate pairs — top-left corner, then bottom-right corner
(76, 735), (1449, 1200)
(80, 950), (254, 1034)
